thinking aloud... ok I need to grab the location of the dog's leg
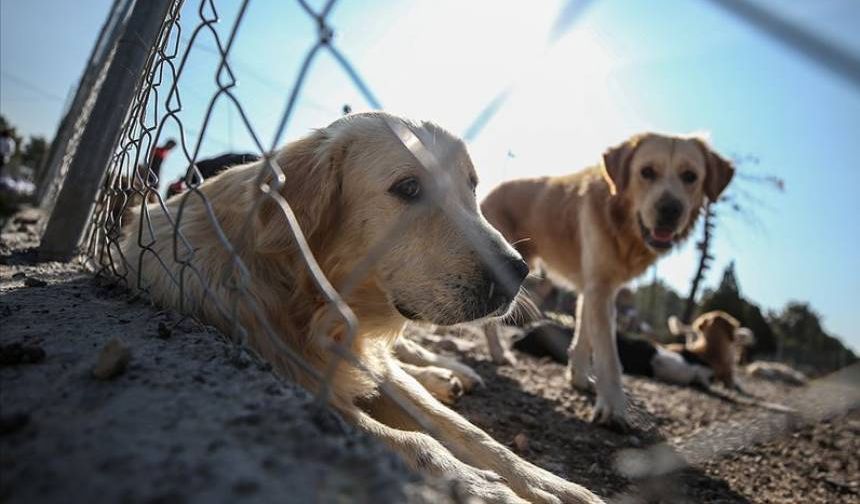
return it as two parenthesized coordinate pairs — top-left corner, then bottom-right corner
(349, 406), (527, 503)
(380, 362), (603, 503)
(399, 362), (463, 405)
(394, 338), (484, 391)
(485, 321), (518, 365)
(567, 294), (593, 390)
(578, 286), (627, 428)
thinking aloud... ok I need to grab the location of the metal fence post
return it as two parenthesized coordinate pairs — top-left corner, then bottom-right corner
(33, 0), (135, 208)
(39, 0), (174, 261)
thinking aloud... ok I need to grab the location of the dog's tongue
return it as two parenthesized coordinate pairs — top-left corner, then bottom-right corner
(653, 228), (674, 242)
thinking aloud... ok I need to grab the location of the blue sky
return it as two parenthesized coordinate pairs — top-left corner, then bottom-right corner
(2, 1), (858, 351)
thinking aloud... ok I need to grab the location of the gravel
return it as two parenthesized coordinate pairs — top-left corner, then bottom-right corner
(3, 209), (858, 503)
(409, 325), (860, 503)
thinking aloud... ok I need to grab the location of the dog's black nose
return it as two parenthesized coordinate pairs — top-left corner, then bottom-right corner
(485, 254), (529, 297)
(656, 197), (684, 228)
(507, 255), (530, 284)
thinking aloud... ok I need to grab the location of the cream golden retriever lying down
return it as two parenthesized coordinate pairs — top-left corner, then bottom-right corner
(119, 112), (602, 503)
(481, 133), (734, 428)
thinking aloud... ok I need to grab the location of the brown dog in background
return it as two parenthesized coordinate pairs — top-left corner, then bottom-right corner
(481, 133), (734, 427)
(667, 311), (749, 391)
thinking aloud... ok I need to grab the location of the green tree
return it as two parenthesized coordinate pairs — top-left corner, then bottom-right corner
(768, 302), (856, 374)
(633, 278), (686, 342)
(21, 136), (49, 169)
(0, 114), (23, 158)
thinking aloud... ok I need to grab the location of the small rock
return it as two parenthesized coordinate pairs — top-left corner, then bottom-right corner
(232, 479), (260, 495)
(12, 272), (25, 280)
(227, 413), (263, 426)
(93, 337), (131, 380)
(157, 321), (172, 339)
(513, 432), (529, 453)
(24, 277), (47, 288)
(0, 412), (30, 435)
(0, 342), (46, 366)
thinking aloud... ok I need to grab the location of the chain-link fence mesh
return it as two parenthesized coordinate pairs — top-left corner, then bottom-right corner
(34, 0), (860, 501)
(77, 0), (546, 490)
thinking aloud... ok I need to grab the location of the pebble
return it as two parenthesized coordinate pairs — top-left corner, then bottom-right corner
(93, 336), (131, 380)
(157, 321), (172, 339)
(513, 431), (529, 453)
(24, 277), (47, 288)
(0, 412), (30, 435)
(0, 342), (46, 366)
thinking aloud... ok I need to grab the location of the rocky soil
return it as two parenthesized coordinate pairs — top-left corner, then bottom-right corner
(2, 209), (858, 503)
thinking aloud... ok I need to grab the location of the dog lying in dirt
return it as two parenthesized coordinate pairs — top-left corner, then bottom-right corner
(119, 112), (602, 503)
(515, 320), (713, 389)
(666, 311), (750, 390)
(481, 133), (734, 427)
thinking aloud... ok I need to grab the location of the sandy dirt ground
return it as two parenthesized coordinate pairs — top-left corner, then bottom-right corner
(410, 325), (860, 503)
(0, 210), (450, 504)
(2, 209), (859, 503)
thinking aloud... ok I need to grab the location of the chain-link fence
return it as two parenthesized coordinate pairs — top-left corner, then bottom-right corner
(49, 0), (574, 499)
(33, 0), (860, 502)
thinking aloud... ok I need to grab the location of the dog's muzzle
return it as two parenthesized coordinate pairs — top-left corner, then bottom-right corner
(638, 213), (675, 250)
(473, 254), (529, 320)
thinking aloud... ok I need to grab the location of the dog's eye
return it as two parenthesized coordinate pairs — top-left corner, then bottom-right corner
(640, 165), (657, 181)
(680, 170), (698, 185)
(389, 177), (422, 202)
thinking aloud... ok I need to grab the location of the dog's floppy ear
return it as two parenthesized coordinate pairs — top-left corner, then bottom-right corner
(601, 134), (643, 195)
(256, 128), (346, 253)
(692, 312), (713, 333)
(695, 138), (735, 202)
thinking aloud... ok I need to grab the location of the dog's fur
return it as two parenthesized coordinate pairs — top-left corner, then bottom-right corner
(119, 112), (601, 503)
(481, 133), (734, 426)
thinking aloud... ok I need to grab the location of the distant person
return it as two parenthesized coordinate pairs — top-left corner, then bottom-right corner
(166, 152), (259, 198)
(0, 129), (16, 177)
(141, 138), (177, 190)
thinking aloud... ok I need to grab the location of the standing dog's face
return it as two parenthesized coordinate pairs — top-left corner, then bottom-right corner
(602, 133), (734, 251)
(265, 113), (528, 326)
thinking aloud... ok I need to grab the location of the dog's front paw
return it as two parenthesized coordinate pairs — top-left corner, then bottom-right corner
(508, 466), (605, 504)
(418, 366), (464, 405)
(590, 392), (628, 432)
(451, 364), (485, 392)
(566, 363), (593, 392)
(489, 346), (519, 366)
(452, 467), (528, 504)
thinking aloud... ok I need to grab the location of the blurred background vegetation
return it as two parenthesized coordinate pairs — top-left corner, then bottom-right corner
(633, 262), (857, 376)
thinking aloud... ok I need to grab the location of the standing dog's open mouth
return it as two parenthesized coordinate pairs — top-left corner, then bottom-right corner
(638, 213), (675, 250)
